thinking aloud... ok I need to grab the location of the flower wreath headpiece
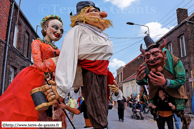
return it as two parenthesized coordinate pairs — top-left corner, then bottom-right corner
(40, 14), (63, 27)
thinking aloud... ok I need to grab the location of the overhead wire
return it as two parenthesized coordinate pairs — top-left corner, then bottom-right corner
(170, 8), (194, 27)
(125, 46), (141, 60)
(120, 42), (142, 61)
(159, 0), (193, 26)
(112, 38), (139, 45)
(163, 3), (194, 28)
(112, 39), (131, 45)
(113, 39), (143, 55)
(152, 5), (194, 41)
(110, 1), (192, 49)
(115, 41), (142, 61)
(111, 0), (194, 62)
(113, 34), (165, 50)
(146, 1), (194, 41)
(158, 0), (186, 23)
(134, 0), (190, 39)
(109, 36), (144, 39)
(114, 43), (135, 48)
(113, 39), (137, 46)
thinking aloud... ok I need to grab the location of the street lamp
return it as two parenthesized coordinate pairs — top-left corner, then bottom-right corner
(36, 25), (41, 33)
(126, 22), (150, 35)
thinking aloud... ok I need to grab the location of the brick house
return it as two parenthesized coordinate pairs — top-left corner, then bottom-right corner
(0, 0), (11, 95)
(122, 73), (139, 98)
(116, 66), (124, 91)
(116, 54), (144, 93)
(0, 0), (38, 95)
(156, 8), (194, 111)
(117, 54), (144, 98)
(117, 8), (194, 111)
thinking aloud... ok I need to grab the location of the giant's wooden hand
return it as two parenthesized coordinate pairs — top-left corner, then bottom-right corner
(109, 84), (119, 94)
(31, 80), (59, 111)
(136, 64), (146, 81)
(148, 71), (166, 86)
(43, 80), (60, 101)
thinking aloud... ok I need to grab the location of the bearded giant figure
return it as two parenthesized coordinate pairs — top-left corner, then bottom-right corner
(136, 35), (191, 129)
(41, 1), (113, 129)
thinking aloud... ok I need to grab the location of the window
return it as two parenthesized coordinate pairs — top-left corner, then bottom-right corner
(118, 73), (122, 82)
(179, 35), (186, 57)
(137, 85), (140, 94)
(167, 42), (173, 53)
(31, 54), (34, 64)
(132, 86), (135, 93)
(13, 25), (19, 48)
(9, 67), (15, 84)
(31, 39), (34, 63)
(24, 31), (29, 57)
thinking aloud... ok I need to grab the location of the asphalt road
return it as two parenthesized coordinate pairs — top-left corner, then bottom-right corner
(66, 106), (194, 129)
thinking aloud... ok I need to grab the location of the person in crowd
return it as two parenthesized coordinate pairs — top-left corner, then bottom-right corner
(174, 112), (181, 129)
(149, 88), (175, 129)
(108, 76), (127, 122)
(117, 96), (127, 122)
(139, 85), (149, 113)
(60, 86), (92, 128)
(77, 96), (82, 106)
(129, 94), (135, 107)
(68, 97), (77, 121)
(70, 86), (82, 101)
(126, 96), (130, 106)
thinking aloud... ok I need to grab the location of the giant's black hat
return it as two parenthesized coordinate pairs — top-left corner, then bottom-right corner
(73, 1), (100, 15)
(144, 35), (160, 51)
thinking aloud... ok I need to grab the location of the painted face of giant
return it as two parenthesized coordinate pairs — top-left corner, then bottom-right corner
(70, 6), (112, 31)
(140, 39), (167, 72)
(84, 7), (108, 31)
(44, 19), (64, 42)
(144, 48), (166, 72)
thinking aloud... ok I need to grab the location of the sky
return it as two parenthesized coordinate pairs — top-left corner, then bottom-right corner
(15, 0), (194, 77)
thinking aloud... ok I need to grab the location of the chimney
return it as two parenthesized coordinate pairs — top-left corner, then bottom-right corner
(176, 8), (188, 24)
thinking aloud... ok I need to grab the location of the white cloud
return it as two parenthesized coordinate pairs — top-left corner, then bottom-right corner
(109, 58), (126, 67)
(104, 0), (138, 9)
(139, 22), (174, 40)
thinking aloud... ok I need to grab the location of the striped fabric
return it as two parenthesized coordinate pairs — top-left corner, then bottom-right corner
(82, 68), (108, 128)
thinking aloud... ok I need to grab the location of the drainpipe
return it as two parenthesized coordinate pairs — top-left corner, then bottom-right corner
(2, 1), (15, 94)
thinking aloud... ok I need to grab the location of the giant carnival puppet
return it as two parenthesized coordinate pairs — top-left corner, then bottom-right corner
(136, 35), (191, 129)
(0, 14), (65, 124)
(41, 1), (113, 129)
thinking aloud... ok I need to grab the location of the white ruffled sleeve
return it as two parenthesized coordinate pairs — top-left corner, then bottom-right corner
(55, 26), (83, 98)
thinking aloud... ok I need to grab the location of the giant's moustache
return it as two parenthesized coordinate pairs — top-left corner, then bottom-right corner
(147, 58), (165, 70)
(147, 58), (161, 65)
